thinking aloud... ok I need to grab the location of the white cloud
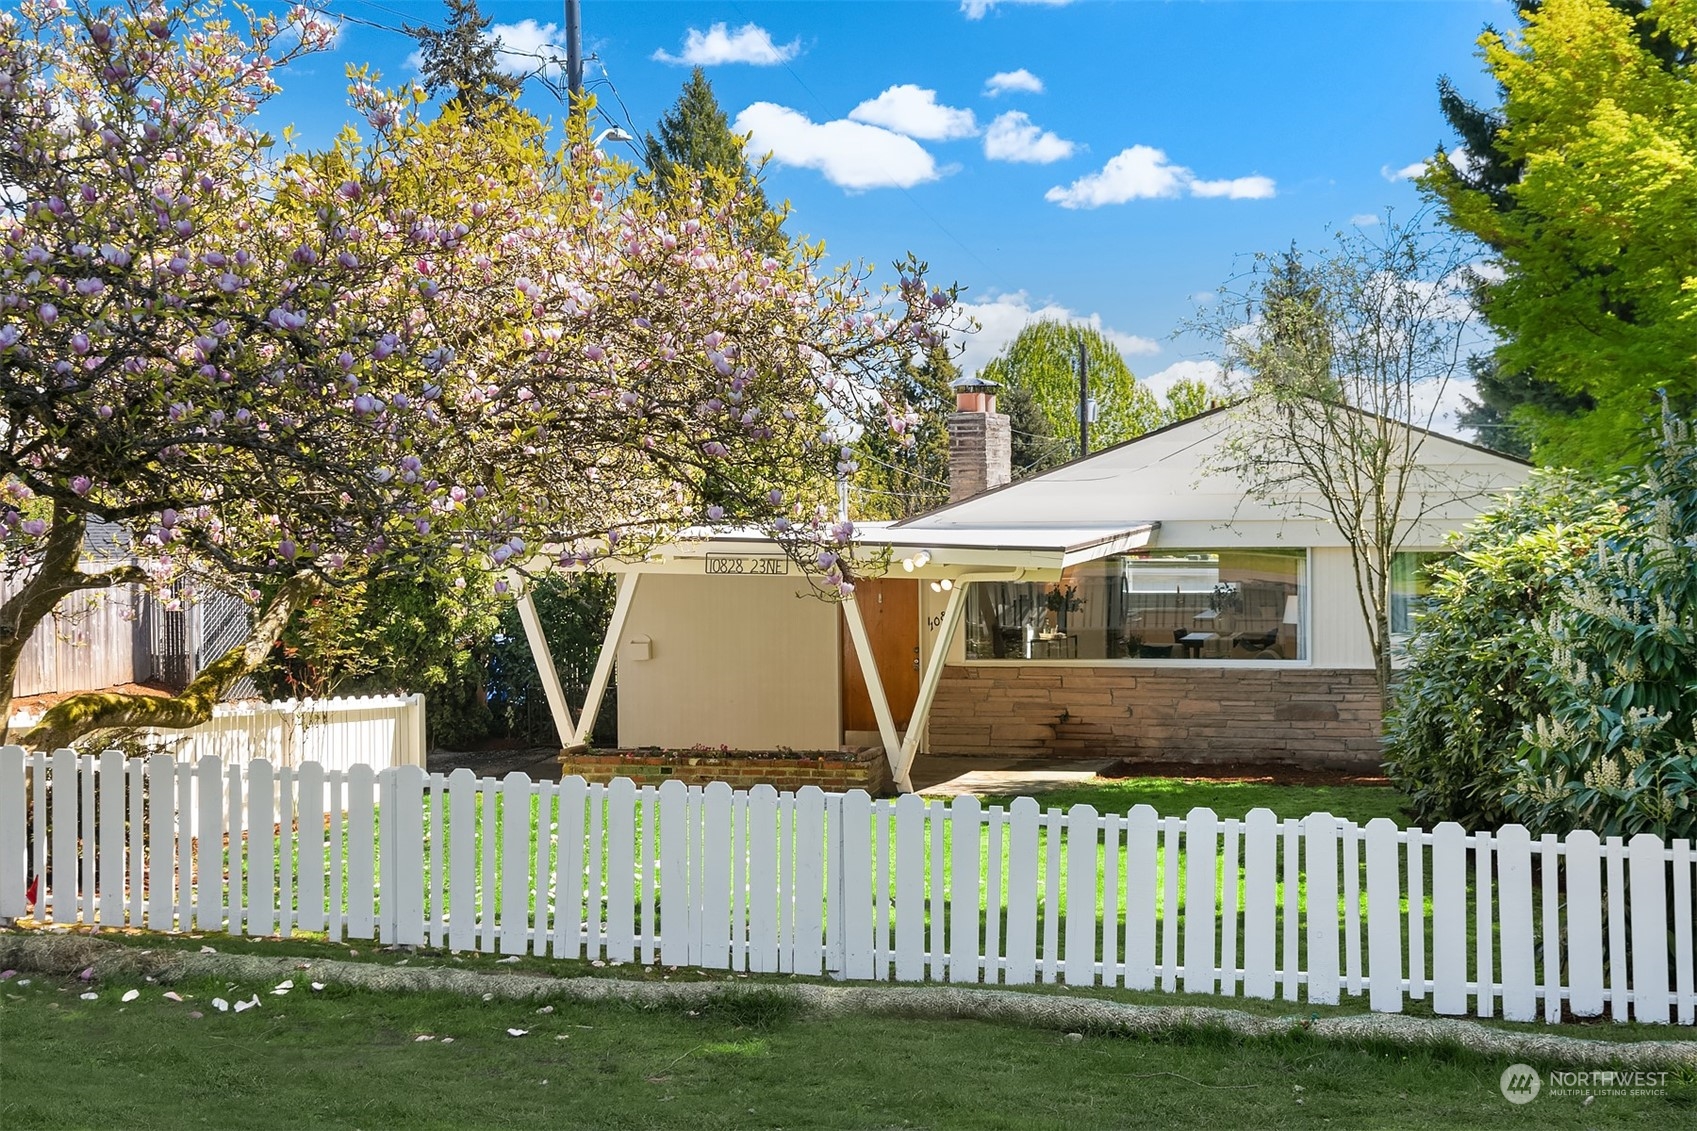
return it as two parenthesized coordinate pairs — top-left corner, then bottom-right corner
(1381, 159), (1428, 182)
(962, 0), (1074, 19)
(1189, 175), (1277, 200)
(735, 103), (939, 190)
(653, 22), (798, 66)
(949, 291), (1159, 378)
(1381, 148), (1478, 183)
(1350, 213), (1381, 227)
(1045, 145), (1275, 208)
(490, 20), (567, 77)
(847, 86), (977, 141)
(984, 69), (1044, 96)
(1140, 358), (1224, 399)
(983, 112), (1074, 164)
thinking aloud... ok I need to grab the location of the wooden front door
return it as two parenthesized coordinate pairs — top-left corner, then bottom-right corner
(841, 578), (921, 733)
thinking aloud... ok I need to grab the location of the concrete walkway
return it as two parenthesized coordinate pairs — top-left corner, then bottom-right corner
(910, 756), (1115, 799)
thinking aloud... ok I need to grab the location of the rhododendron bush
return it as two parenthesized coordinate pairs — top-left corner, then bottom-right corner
(0, 0), (959, 746)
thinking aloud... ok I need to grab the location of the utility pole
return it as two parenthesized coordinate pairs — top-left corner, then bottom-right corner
(1077, 333), (1090, 458)
(565, 0), (583, 99)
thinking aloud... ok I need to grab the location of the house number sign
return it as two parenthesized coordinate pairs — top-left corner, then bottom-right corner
(704, 555), (789, 576)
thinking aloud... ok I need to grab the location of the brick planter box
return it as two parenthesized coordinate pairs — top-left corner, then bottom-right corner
(557, 748), (893, 795)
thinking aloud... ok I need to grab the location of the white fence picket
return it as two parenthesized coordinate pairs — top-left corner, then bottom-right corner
(1341, 820), (1362, 999)
(1064, 805), (1098, 987)
(97, 750), (124, 926)
(1242, 808), (1276, 1000)
(1280, 818), (1301, 1002)
(1364, 818), (1402, 1013)
(298, 761), (326, 934)
(501, 772), (533, 956)
(0, 747), (25, 919)
(894, 793), (925, 981)
(1540, 834), (1562, 1023)
(1564, 830), (1604, 1017)
(1124, 805), (1158, 992)
(1605, 836), (1629, 1022)
(1498, 824), (1536, 1022)
(839, 790), (874, 980)
(2, 758), (1693, 1029)
(393, 764), (426, 947)
(1219, 817), (1238, 997)
(345, 764), (375, 940)
(1475, 831), (1495, 1019)
(1305, 813), (1339, 1005)
(227, 762), (245, 935)
(748, 785), (778, 974)
(248, 760), (274, 936)
(1675, 839), (1695, 1025)
(949, 796), (982, 984)
(1160, 816), (1181, 993)
(701, 781), (734, 969)
(194, 755), (222, 931)
(1004, 797), (1039, 986)
(1182, 807), (1217, 995)
(50, 748), (77, 923)
(1627, 833), (1670, 1024)
(1431, 823), (1468, 1015)
(657, 779), (688, 967)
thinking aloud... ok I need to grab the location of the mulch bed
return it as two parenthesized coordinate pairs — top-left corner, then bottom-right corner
(1096, 758), (1389, 787)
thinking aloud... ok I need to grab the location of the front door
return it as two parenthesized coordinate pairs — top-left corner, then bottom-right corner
(840, 578), (920, 735)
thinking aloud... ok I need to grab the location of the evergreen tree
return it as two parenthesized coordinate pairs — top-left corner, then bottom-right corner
(1427, 0), (1696, 466)
(1003, 380), (1071, 478)
(645, 68), (785, 254)
(851, 348), (956, 519)
(405, 0), (523, 113)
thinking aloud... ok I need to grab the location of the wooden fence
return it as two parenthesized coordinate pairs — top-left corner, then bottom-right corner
(1, 580), (151, 698)
(2, 750), (1692, 1025)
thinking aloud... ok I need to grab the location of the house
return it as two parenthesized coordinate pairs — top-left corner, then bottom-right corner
(516, 383), (1531, 791)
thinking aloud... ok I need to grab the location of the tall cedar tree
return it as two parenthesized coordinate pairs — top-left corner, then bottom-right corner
(645, 69), (786, 255)
(1429, 0), (1695, 465)
(405, 0), (523, 112)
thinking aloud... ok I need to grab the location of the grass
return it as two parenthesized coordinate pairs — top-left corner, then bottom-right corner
(3, 962), (1692, 1130)
(981, 778), (1409, 825)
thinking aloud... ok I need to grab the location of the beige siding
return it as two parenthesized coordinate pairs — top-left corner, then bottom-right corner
(616, 574), (841, 751)
(1308, 547), (1374, 668)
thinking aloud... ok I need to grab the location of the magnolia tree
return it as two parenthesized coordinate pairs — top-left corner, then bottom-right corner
(0, 0), (959, 748)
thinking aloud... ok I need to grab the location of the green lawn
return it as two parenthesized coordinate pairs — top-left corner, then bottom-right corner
(2, 966), (1691, 1130)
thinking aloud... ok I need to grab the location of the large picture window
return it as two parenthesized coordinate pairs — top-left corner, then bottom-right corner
(963, 550), (1306, 662)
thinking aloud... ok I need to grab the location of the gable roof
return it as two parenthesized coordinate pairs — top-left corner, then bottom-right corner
(892, 402), (1533, 549)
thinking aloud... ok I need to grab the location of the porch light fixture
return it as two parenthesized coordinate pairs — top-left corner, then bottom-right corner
(901, 550), (932, 572)
(929, 577), (954, 593)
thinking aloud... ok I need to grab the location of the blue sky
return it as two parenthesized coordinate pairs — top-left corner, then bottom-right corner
(267, 0), (1510, 422)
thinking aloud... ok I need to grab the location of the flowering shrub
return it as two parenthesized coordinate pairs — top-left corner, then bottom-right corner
(1384, 410), (1697, 839)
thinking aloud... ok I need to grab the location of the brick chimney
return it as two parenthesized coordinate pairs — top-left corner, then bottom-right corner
(946, 376), (1011, 502)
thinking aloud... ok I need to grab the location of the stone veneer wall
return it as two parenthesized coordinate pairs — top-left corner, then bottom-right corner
(928, 665), (1383, 769)
(558, 751), (893, 795)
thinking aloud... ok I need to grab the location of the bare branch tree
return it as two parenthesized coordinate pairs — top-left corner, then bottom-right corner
(1192, 212), (1499, 703)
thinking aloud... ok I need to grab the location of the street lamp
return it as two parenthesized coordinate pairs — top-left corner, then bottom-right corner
(592, 127), (634, 148)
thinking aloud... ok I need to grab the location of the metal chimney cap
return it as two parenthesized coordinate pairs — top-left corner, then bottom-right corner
(949, 375), (1002, 391)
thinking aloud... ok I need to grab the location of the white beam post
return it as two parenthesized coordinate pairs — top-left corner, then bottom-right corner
(841, 592), (903, 781)
(575, 571), (640, 748)
(894, 580), (971, 793)
(514, 586), (577, 752)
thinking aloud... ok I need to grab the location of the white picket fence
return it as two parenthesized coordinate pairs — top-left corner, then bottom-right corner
(8, 694), (425, 774)
(2, 748), (1692, 1025)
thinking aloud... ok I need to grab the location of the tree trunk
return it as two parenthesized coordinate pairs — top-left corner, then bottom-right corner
(19, 574), (320, 752)
(1, 508), (90, 744)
